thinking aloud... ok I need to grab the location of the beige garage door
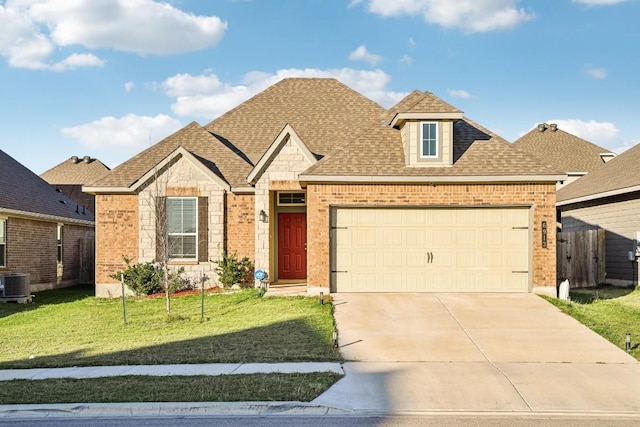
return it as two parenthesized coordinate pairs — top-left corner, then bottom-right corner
(331, 207), (530, 293)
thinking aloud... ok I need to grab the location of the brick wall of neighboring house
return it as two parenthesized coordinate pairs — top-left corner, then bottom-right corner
(2, 217), (57, 286)
(225, 193), (255, 260)
(306, 182), (557, 290)
(95, 194), (139, 297)
(0, 217), (94, 292)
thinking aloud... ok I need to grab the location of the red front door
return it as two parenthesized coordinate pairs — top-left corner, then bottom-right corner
(277, 212), (307, 280)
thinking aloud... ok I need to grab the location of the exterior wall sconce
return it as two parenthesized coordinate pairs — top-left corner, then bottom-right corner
(259, 210), (268, 223)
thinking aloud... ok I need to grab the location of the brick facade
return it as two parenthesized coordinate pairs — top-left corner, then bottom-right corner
(306, 182), (557, 291)
(1, 217), (93, 291)
(225, 193), (255, 260)
(95, 194), (139, 296)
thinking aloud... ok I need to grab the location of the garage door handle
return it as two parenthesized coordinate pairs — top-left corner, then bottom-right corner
(512, 271), (528, 273)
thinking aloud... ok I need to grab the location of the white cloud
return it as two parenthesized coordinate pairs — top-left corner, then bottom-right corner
(533, 119), (619, 144)
(447, 89), (473, 99)
(408, 37), (416, 48)
(348, 45), (383, 65)
(125, 82), (135, 93)
(585, 65), (607, 79)
(363, 0), (534, 32)
(61, 114), (183, 151)
(572, 0), (629, 5)
(401, 54), (414, 64)
(161, 68), (407, 119)
(0, 0), (227, 70)
(348, 0), (364, 7)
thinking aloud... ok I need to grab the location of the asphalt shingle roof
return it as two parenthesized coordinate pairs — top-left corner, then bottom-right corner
(303, 118), (563, 177)
(557, 142), (640, 202)
(90, 122), (252, 188)
(40, 156), (110, 185)
(512, 125), (614, 174)
(0, 149), (94, 222)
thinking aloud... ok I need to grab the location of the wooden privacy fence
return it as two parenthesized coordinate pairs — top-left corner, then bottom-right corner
(557, 229), (605, 288)
(78, 235), (95, 285)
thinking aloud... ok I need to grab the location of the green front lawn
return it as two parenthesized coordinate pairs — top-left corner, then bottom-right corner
(0, 373), (342, 404)
(544, 285), (640, 360)
(0, 285), (341, 369)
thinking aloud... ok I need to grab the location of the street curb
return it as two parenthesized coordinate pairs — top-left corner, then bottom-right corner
(0, 402), (352, 418)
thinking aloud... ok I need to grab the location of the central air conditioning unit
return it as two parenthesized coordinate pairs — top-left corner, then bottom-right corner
(0, 273), (31, 301)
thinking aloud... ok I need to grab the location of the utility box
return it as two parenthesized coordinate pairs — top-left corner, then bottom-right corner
(0, 273), (31, 303)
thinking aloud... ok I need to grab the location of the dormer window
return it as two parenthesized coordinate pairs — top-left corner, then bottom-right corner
(420, 122), (438, 158)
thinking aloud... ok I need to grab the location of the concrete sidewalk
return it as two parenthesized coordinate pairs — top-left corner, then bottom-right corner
(0, 362), (343, 381)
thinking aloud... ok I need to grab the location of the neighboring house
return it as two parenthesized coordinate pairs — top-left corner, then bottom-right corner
(84, 78), (564, 297)
(513, 123), (615, 190)
(0, 149), (95, 291)
(40, 155), (110, 214)
(557, 142), (640, 286)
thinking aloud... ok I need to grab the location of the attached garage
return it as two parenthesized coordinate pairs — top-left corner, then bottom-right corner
(331, 207), (531, 293)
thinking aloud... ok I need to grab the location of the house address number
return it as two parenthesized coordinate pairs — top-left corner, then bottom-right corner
(541, 221), (547, 248)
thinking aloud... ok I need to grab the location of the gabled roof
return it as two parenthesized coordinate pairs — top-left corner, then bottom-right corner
(389, 91), (464, 126)
(512, 125), (615, 174)
(0, 149), (94, 224)
(87, 122), (252, 191)
(246, 124), (317, 185)
(557, 142), (640, 205)
(40, 156), (110, 185)
(301, 118), (565, 182)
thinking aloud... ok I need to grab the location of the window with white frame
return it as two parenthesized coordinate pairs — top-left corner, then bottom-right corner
(277, 192), (306, 206)
(166, 197), (197, 260)
(0, 219), (5, 267)
(420, 122), (438, 158)
(57, 224), (63, 263)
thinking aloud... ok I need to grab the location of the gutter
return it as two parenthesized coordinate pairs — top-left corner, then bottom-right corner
(0, 208), (95, 227)
(557, 184), (640, 207)
(299, 174), (567, 184)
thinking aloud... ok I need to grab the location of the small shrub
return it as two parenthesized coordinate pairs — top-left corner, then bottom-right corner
(213, 252), (254, 288)
(110, 256), (192, 296)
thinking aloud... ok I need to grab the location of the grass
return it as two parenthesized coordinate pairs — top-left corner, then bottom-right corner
(0, 372), (342, 404)
(0, 285), (341, 369)
(543, 285), (640, 360)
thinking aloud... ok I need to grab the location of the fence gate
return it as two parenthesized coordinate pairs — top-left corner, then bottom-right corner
(557, 229), (605, 288)
(78, 235), (95, 285)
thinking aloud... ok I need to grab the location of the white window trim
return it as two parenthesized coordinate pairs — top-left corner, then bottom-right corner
(57, 223), (64, 264)
(0, 219), (5, 268)
(420, 121), (439, 158)
(277, 191), (307, 206)
(166, 197), (198, 261)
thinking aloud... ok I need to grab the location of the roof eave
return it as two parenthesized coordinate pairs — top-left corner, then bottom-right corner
(390, 112), (465, 128)
(299, 174), (567, 184)
(0, 208), (95, 227)
(558, 184), (640, 207)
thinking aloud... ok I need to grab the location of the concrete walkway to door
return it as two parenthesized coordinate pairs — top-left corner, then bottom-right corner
(313, 293), (640, 414)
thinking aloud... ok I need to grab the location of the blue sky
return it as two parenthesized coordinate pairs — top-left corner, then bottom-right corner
(1, 0), (639, 174)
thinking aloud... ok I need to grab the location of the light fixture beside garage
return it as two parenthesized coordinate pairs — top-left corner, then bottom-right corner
(259, 210), (268, 223)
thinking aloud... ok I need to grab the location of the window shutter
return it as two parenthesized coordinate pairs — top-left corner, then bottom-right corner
(155, 196), (167, 262)
(198, 197), (208, 262)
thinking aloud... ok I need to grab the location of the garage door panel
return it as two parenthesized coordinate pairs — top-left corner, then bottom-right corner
(333, 207), (530, 293)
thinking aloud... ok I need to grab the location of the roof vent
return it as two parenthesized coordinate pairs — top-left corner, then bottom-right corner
(70, 156), (79, 163)
(83, 156), (91, 163)
(537, 123), (548, 132)
(549, 123), (558, 132)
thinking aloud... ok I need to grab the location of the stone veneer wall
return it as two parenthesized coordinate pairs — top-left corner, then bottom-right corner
(254, 137), (313, 282)
(137, 156), (225, 288)
(306, 182), (557, 291)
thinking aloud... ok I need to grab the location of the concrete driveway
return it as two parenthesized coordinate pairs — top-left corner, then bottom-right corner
(313, 293), (640, 414)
